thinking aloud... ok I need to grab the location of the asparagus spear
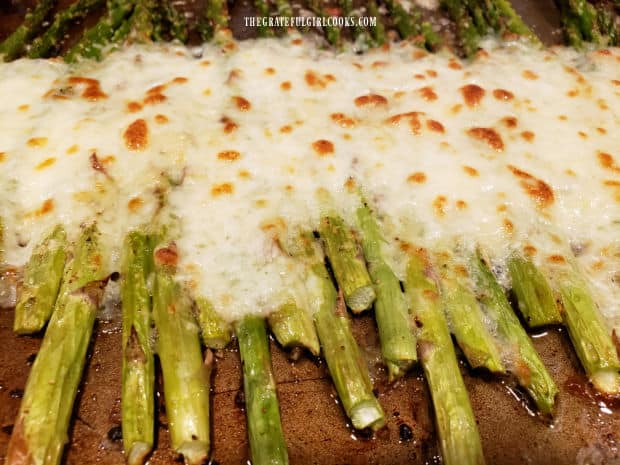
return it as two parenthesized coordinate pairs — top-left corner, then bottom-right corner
(121, 231), (156, 465)
(254, 0), (275, 37)
(318, 215), (375, 313)
(439, 265), (505, 373)
(557, 268), (620, 394)
(6, 224), (107, 465)
(197, 0), (229, 41)
(27, 0), (105, 58)
(307, 0), (341, 47)
(194, 296), (232, 349)
(465, 0), (489, 34)
(356, 202), (417, 381)
(13, 225), (67, 334)
(162, 1), (189, 43)
(384, 0), (420, 39)
(281, 231), (385, 430)
(64, 0), (134, 62)
(0, 0), (56, 61)
(268, 301), (320, 356)
(596, 4), (618, 46)
(508, 254), (562, 327)
(366, 0), (386, 46)
(404, 246), (485, 465)
(493, 0), (540, 43)
(440, 0), (480, 57)
(471, 251), (558, 414)
(127, 0), (155, 43)
(235, 315), (289, 465)
(152, 242), (211, 465)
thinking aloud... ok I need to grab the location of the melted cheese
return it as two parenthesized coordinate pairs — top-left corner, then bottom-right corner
(0, 36), (618, 326)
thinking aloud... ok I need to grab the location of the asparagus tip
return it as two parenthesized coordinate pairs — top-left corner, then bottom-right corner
(347, 285), (376, 313)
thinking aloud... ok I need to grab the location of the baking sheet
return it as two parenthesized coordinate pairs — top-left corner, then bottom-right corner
(1, 2), (619, 464)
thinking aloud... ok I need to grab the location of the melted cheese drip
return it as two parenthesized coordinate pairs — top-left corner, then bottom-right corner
(0, 37), (618, 326)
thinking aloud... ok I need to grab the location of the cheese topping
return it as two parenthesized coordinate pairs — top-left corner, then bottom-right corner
(0, 37), (618, 326)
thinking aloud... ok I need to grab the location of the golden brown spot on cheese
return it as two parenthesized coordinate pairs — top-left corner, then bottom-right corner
(507, 164), (555, 208)
(558, 115), (568, 121)
(154, 244), (178, 267)
(604, 179), (620, 187)
(596, 127), (607, 135)
(354, 94), (388, 107)
(612, 79), (620, 86)
(460, 84), (485, 107)
(597, 151), (620, 173)
(238, 170), (251, 179)
(566, 89), (579, 97)
(462, 165), (479, 177)
(280, 81), (292, 91)
(412, 50), (427, 60)
(27, 137), (48, 148)
(522, 70), (539, 80)
(312, 140), (334, 156)
(418, 86), (438, 101)
(211, 182), (234, 196)
(407, 172), (427, 183)
(36, 199), (54, 217)
(68, 76), (107, 101)
(102, 155), (116, 164)
(456, 200), (467, 209)
(426, 69), (438, 78)
(565, 168), (576, 176)
(200, 60), (211, 67)
(414, 73), (426, 80)
(155, 114), (169, 124)
(0, 152), (5, 163)
(172, 77), (188, 84)
(598, 99), (609, 110)
(331, 113), (357, 128)
(577, 131), (588, 139)
(128, 197), (144, 212)
(280, 125), (293, 133)
(503, 218), (514, 233)
(521, 131), (535, 142)
(547, 254), (566, 264)
(255, 199), (268, 208)
(466, 127), (504, 151)
(18, 104), (29, 111)
(344, 177), (356, 192)
(35, 157), (56, 170)
(233, 96), (251, 111)
(426, 120), (444, 133)
(66, 144), (79, 155)
(292, 38), (303, 45)
(393, 91), (405, 99)
(433, 196), (447, 217)
(221, 116), (238, 134)
(264, 67), (276, 75)
(127, 101), (143, 113)
(284, 184), (294, 192)
(144, 92), (166, 105)
(496, 203), (507, 212)
(304, 70), (334, 90)
(217, 150), (241, 161)
(523, 244), (537, 256)
(493, 89), (514, 101)
(203, 88), (211, 96)
(499, 117), (517, 131)
(451, 104), (463, 114)
(124, 119), (148, 151)
(448, 59), (462, 70)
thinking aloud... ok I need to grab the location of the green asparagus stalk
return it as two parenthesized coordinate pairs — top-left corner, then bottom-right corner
(6, 223), (106, 465)
(385, 0), (418, 38)
(557, 269), (620, 394)
(197, 0), (230, 41)
(480, 0), (502, 31)
(121, 231), (156, 465)
(440, 0), (480, 57)
(366, 0), (386, 46)
(127, 0), (155, 43)
(254, 0), (275, 37)
(268, 301), (320, 356)
(0, 0), (56, 61)
(27, 0), (105, 58)
(13, 225), (67, 334)
(404, 246), (485, 465)
(64, 0), (134, 62)
(356, 202), (416, 381)
(307, 0), (341, 46)
(338, 0), (364, 42)
(596, 5), (618, 46)
(493, 0), (540, 43)
(465, 0), (489, 34)
(235, 315), (289, 465)
(162, 1), (189, 43)
(152, 243), (211, 465)
(283, 231), (385, 430)
(508, 254), (562, 327)
(471, 251), (558, 414)
(318, 215), (375, 313)
(439, 266), (505, 373)
(195, 296), (232, 349)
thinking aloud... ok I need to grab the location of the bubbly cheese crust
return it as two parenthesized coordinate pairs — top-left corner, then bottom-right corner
(0, 36), (618, 325)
